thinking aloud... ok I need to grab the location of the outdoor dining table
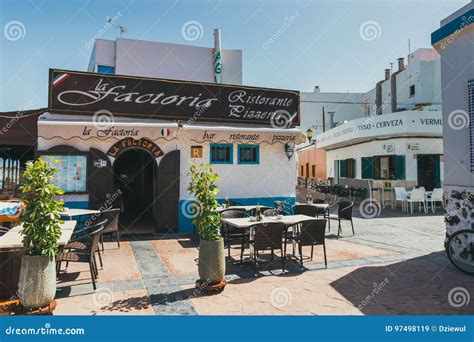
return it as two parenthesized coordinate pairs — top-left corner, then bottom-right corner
(221, 214), (316, 261)
(0, 220), (77, 297)
(59, 208), (101, 219)
(215, 205), (272, 213)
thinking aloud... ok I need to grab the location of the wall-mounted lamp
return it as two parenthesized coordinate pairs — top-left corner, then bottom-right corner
(284, 142), (295, 160)
(306, 128), (313, 143)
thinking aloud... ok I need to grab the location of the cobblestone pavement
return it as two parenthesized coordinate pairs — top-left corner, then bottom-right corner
(55, 202), (473, 315)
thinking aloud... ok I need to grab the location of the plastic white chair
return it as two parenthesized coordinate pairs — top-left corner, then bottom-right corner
(392, 187), (408, 212)
(427, 188), (444, 213)
(406, 188), (427, 214)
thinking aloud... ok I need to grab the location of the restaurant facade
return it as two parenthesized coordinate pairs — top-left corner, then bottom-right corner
(315, 108), (443, 203)
(24, 69), (304, 233)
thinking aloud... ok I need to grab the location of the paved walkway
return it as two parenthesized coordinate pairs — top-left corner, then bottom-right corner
(55, 209), (473, 315)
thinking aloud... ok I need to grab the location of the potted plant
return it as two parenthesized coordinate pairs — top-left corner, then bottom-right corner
(187, 161), (225, 286)
(17, 158), (64, 308)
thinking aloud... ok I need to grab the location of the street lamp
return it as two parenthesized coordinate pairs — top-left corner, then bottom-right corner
(306, 128), (313, 143)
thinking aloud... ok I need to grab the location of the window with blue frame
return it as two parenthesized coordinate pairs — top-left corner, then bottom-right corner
(238, 145), (259, 164)
(97, 65), (115, 74)
(210, 144), (233, 164)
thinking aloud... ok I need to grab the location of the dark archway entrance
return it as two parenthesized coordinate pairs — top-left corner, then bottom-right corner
(114, 149), (156, 234)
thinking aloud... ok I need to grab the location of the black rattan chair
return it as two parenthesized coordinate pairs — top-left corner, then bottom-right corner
(100, 208), (121, 251)
(294, 219), (327, 269)
(220, 209), (249, 259)
(57, 221), (105, 290)
(293, 204), (318, 217)
(244, 222), (286, 273)
(326, 201), (354, 238)
(0, 226), (9, 236)
(63, 219), (108, 268)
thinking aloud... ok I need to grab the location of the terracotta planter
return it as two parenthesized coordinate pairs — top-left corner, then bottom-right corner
(18, 255), (56, 308)
(198, 238), (225, 285)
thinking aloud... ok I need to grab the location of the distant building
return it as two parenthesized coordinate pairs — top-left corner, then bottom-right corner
(432, 2), (474, 234)
(299, 48), (444, 204)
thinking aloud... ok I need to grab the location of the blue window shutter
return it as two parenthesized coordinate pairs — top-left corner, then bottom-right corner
(361, 157), (374, 179)
(394, 155), (406, 180)
(339, 159), (347, 177)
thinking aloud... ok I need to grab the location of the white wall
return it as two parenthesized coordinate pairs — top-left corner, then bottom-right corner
(89, 38), (243, 85)
(179, 131), (298, 201)
(298, 88), (367, 135)
(438, 24), (474, 188)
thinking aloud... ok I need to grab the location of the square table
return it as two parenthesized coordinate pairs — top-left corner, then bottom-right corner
(0, 220), (77, 295)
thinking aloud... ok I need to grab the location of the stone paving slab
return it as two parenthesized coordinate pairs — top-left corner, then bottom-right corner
(129, 240), (197, 315)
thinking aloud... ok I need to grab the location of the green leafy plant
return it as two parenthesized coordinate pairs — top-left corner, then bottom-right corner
(187, 161), (222, 241)
(19, 158), (64, 257)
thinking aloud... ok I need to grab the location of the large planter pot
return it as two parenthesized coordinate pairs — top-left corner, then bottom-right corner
(18, 255), (56, 308)
(198, 238), (225, 285)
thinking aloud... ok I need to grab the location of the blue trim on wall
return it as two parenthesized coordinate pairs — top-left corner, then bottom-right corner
(63, 200), (89, 209)
(178, 196), (296, 234)
(210, 144), (233, 164)
(431, 8), (474, 45)
(237, 144), (259, 164)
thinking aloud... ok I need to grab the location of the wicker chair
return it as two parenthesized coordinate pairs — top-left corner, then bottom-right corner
(63, 219), (108, 268)
(293, 204), (318, 217)
(244, 222), (286, 273)
(294, 219), (327, 268)
(57, 221), (105, 290)
(0, 226), (9, 236)
(220, 209), (249, 259)
(100, 208), (121, 251)
(326, 201), (354, 238)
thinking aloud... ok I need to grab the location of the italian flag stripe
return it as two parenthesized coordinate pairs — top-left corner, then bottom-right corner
(53, 73), (70, 87)
(290, 111), (299, 122)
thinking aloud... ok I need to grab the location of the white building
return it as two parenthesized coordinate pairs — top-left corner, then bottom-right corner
(298, 48), (444, 191)
(298, 48), (441, 135)
(432, 2), (474, 234)
(316, 109), (443, 193)
(88, 37), (243, 84)
(31, 35), (303, 234)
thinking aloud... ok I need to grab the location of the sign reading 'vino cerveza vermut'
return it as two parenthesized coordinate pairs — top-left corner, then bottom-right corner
(48, 69), (300, 127)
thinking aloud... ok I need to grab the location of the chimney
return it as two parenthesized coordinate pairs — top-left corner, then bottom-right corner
(314, 85), (320, 93)
(213, 29), (222, 83)
(397, 57), (405, 71)
(384, 69), (390, 81)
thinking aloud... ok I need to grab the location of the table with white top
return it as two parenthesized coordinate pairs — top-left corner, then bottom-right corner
(295, 202), (329, 209)
(215, 205), (272, 213)
(0, 220), (77, 295)
(222, 214), (316, 229)
(59, 208), (101, 219)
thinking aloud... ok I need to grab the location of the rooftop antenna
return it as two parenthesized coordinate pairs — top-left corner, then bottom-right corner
(389, 62), (393, 74)
(408, 38), (411, 55)
(116, 25), (127, 37)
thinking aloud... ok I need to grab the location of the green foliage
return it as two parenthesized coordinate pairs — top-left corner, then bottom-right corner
(187, 161), (222, 241)
(19, 158), (64, 257)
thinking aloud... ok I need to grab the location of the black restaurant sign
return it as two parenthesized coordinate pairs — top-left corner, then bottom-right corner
(48, 69), (300, 127)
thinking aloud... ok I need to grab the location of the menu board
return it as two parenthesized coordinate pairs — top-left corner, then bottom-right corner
(42, 155), (87, 193)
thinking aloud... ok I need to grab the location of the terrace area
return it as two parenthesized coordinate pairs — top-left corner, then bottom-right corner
(51, 200), (473, 315)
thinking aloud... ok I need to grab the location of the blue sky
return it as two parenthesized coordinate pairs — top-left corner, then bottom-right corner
(0, 0), (469, 111)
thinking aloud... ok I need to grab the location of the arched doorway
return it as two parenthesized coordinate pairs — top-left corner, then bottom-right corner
(114, 149), (156, 234)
